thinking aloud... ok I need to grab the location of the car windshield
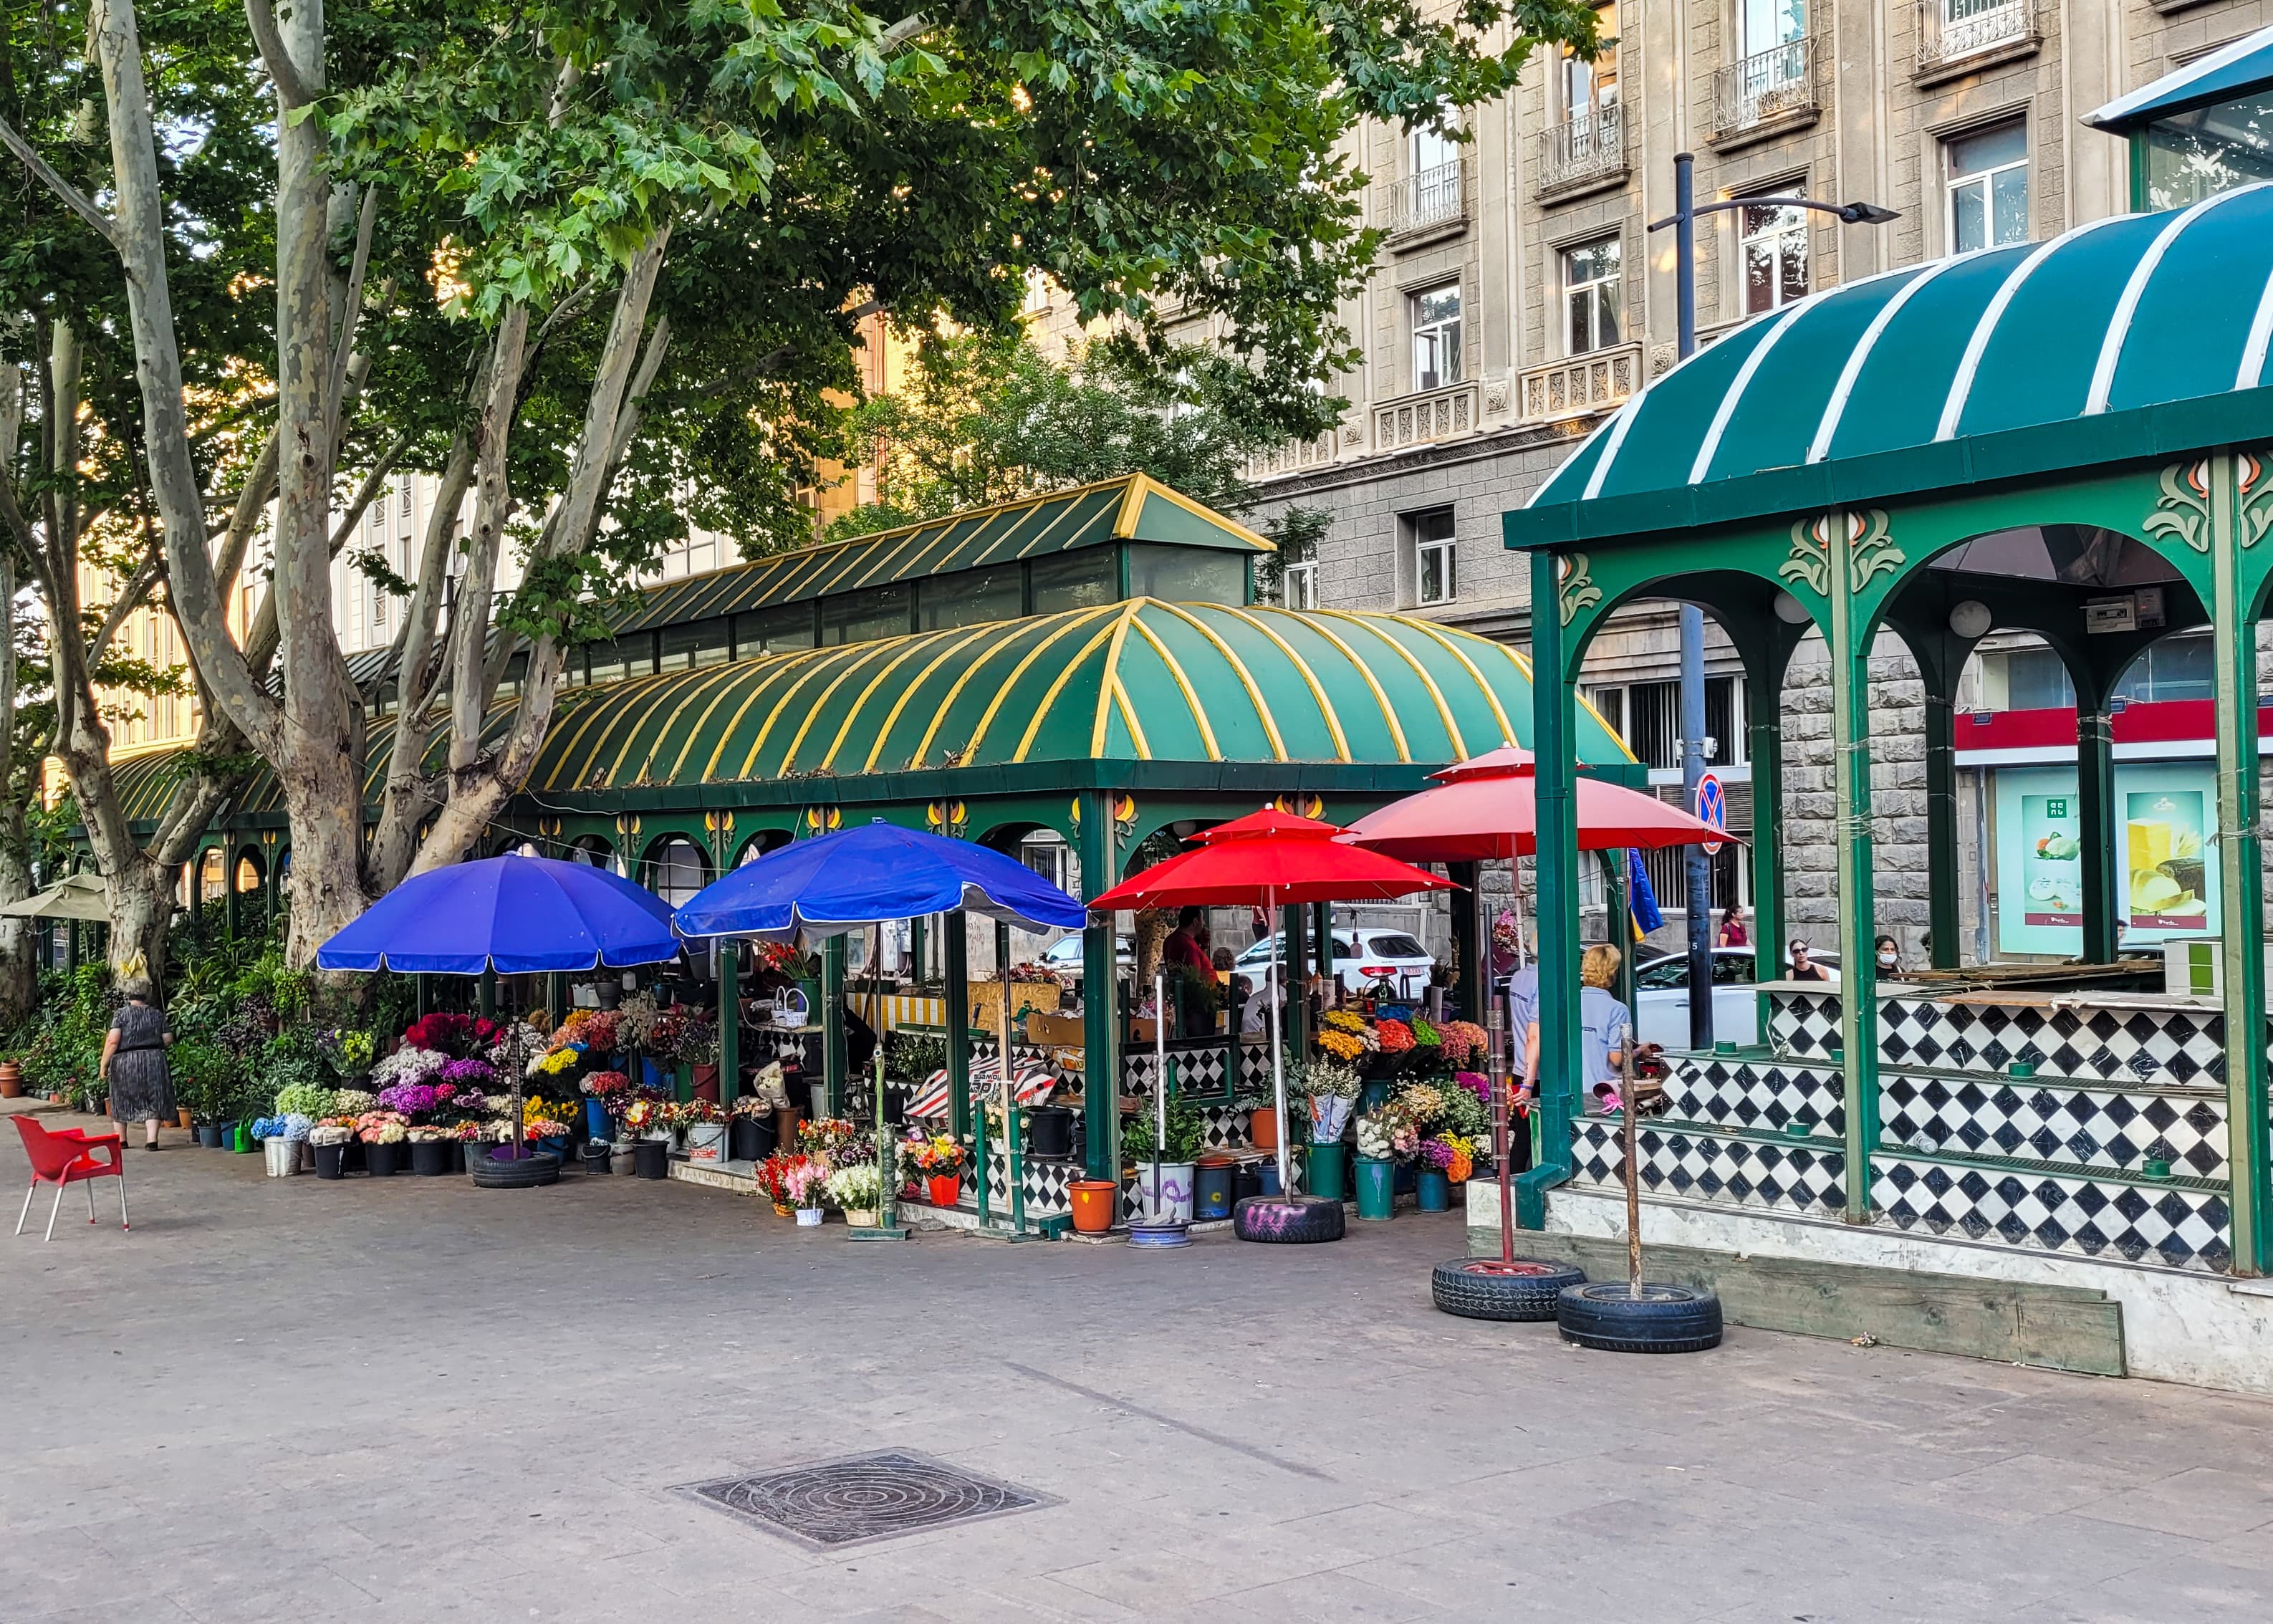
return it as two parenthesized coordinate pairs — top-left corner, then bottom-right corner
(1238, 933), (1355, 965)
(1636, 958), (1687, 990)
(1365, 934), (1426, 959)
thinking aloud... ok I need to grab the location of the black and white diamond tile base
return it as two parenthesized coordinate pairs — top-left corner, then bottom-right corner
(1768, 991), (1842, 1058)
(1122, 1038), (1271, 1099)
(1569, 1119), (1846, 1218)
(1873, 1155), (2231, 1273)
(1878, 998), (2228, 1089)
(1666, 1057), (1846, 1136)
(1878, 1072), (2228, 1178)
(983, 1138), (1078, 1218)
(676, 1450), (1052, 1549)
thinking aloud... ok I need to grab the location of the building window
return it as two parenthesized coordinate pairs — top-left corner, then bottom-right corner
(1563, 236), (1623, 355)
(1284, 561), (1317, 610)
(1562, 2), (1618, 118)
(1947, 120), (2029, 254)
(1411, 284), (1463, 391)
(1408, 509), (1456, 606)
(1411, 125), (1459, 180)
(399, 481), (413, 516)
(1740, 0), (1806, 57)
(1739, 188), (1810, 315)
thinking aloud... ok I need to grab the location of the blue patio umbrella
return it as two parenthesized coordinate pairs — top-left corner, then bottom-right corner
(314, 852), (681, 974)
(672, 820), (1085, 941)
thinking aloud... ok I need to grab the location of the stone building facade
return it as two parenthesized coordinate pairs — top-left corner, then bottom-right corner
(1219, 0), (2273, 961)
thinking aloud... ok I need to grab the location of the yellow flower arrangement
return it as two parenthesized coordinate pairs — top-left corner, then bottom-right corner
(534, 1047), (580, 1077)
(1316, 1028), (1366, 1062)
(1321, 1009), (1366, 1034)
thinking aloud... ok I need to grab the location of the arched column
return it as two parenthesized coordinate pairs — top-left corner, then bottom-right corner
(1520, 547), (1582, 1230)
(1076, 787), (1123, 1181)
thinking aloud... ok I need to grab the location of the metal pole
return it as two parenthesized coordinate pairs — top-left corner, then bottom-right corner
(1622, 1041), (1643, 1296)
(1489, 1001), (1513, 1264)
(1265, 883), (1289, 1198)
(1672, 153), (1713, 1050)
(1153, 968), (1168, 1219)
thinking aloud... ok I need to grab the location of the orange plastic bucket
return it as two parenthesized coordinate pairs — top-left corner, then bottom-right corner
(1069, 1179), (1118, 1234)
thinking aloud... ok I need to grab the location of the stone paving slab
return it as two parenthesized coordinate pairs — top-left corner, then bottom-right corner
(4, 1109), (2273, 1622)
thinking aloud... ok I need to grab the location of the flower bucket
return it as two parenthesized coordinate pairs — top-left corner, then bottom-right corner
(1415, 1168), (1451, 1212)
(1193, 1160), (1234, 1221)
(1353, 1155), (1395, 1221)
(365, 1140), (404, 1176)
(795, 1206), (824, 1227)
(1026, 1105), (1075, 1161)
(641, 1057), (670, 1090)
(729, 1116), (777, 1163)
(1247, 1106), (1279, 1152)
(927, 1174), (962, 1209)
(195, 1123), (223, 1149)
(692, 1063), (721, 1102)
(685, 1123), (728, 1163)
(584, 1098), (614, 1140)
(410, 1140), (456, 1176)
(845, 1208), (878, 1228)
(632, 1140), (671, 1181)
(312, 1143), (347, 1179)
(213, 1120), (239, 1150)
(1306, 1141), (1347, 1201)
(1069, 1180), (1118, 1234)
(1136, 1161), (1194, 1224)
(262, 1137), (299, 1177)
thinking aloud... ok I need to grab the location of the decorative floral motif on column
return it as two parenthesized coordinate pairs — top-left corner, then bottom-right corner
(2145, 460), (2214, 554)
(1778, 509), (1900, 597)
(1556, 552), (1601, 626)
(1067, 793), (1138, 837)
(2239, 452), (2273, 549)
(924, 800), (969, 839)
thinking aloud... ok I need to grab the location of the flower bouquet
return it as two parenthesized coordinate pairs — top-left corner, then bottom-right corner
(581, 1069), (630, 1101)
(1438, 1021), (1489, 1067)
(903, 1133), (967, 1206)
(755, 1151), (802, 1213)
(1304, 1058), (1360, 1144)
(404, 1125), (453, 1143)
(355, 1111), (408, 1145)
(273, 1082), (337, 1120)
(783, 1155), (830, 1220)
(332, 1089), (376, 1115)
(623, 1097), (672, 1140)
(799, 1116), (861, 1168)
(1421, 1133), (1476, 1182)
(825, 1162), (883, 1224)
(1374, 1019), (1416, 1055)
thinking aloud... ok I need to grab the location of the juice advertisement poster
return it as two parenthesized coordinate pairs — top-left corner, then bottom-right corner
(2126, 788), (2211, 931)
(2018, 794), (2083, 929)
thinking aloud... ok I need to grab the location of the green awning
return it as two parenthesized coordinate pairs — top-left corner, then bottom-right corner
(2086, 25), (2273, 135)
(112, 602), (1634, 822)
(614, 474), (1267, 635)
(1507, 191), (2273, 549)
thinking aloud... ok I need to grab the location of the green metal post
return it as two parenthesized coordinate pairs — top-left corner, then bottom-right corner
(2075, 698), (2120, 966)
(910, 916), (927, 984)
(224, 841), (242, 941)
(944, 910), (972, 1141)
(973, 1085), (991, 1229)
(1748, 671), (1786, 1041)
(822, 933), (847, 1116)
(1827, 510), (1882, 1222)
(1518, 547), (1582, 1231)
(1605, 852), (1635, 1012)
(1008, 1103), (1028, 1241)
(1923, 681), (1961, 969)
(2211, 452), (2272, 1274)
(65, 919), (78, 974)
(717, 940), (741, 1108)
(479, 965), (496, 1021)
(1312, 902), (1333, 989)
(1077, 790), (1120, 1181)
(1449, 861), (1481, 1022)
(415, 973), (431, 1019)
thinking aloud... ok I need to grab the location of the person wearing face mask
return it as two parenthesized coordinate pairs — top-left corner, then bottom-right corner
(1875, 936), (1901, 976)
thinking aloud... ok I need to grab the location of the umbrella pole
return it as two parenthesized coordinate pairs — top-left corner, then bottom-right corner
(1153, 969), (1168, 1220)
(1266, 884), (1289, 1198)
(1002, 956), (1024, 1240)
(1491, 1001), (1514, 1267)
(1622, 1039), (1643, 1297)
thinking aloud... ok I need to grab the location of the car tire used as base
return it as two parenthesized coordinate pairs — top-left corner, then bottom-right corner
(1432, 1257), (1586, 1321)
(1231, 1195), (1346, 1244)
(471, 1150), (562, 1189)
(1555, 1281), (1723, 1352)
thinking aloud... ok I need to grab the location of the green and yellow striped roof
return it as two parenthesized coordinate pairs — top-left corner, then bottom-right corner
(614, 474), (1267, 635)
(110, 601), (1629, 821)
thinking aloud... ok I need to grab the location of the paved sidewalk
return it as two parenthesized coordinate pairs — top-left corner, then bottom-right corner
(5, 1115), (2273, 1623)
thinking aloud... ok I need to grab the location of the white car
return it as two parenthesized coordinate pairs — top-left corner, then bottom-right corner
(1631, 947), (1840, 1049)
(1039, 933), (1133, 986)
(1235, 928), (1433, 999)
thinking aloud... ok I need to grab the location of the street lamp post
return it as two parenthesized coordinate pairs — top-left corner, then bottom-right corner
(1648, 153), (1897, 1047)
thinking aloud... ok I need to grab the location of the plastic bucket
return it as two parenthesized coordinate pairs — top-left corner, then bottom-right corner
(1026, 1105), (1075, 1160)
(584, 1098), (614, 1140)
(1415, 1168), (1451, 1212)
(633, 1140), (671, 1180)
(685, 1123), (727, 1163)
(410, 1140), (455, 1176)
(1306, 1142), (1347, 1201)
(365, 1140), (403, 1176)
(795, 1207), (823, 1227)
(1354, 1156), (1395, 1221)
(1069, 1180), (1118, 1234)
(262, 1137), (299, 1177)
(312, 1143), (347, 1179)
(729, 1116), (777, 1163)
(1193, 1161), (1234, 1221)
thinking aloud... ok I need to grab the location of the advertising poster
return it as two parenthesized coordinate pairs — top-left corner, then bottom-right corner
(1992, 762), (2221, 956)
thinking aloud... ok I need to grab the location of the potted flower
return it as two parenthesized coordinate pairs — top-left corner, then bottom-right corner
(1352, 1113), (1398, 1221)
(1123, 1096), (1206, 1224)
(784, 1155), (830, 1224)
(1301, 1057), (1360, 1201)
(307, 1120), (356, 1178)
(678, 1097), (728, 1162)
(580, 1069), (630, 1140)
(357, 1111), (410, 1176)
(755, 1150), (802, 1213)
(903, 1133), (968, 1208)
(405, 1124), (459, 1176)
(826, 1162), (884, 1226)
(728, 1092), (779, 1163)
(799, 1116), (862, 1169)
(1438, 1021), (1489, 1070)
(1368, 1017), (1416, 1084)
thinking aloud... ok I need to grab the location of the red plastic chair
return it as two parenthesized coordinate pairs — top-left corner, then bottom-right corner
(12, 1116), (128, 1241)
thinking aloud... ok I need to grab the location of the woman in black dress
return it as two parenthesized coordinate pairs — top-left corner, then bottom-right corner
(101, 981), (176, 1150)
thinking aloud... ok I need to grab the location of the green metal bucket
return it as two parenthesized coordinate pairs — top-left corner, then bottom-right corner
(1354, 1155), (1395, 1220)
(1305, 1142), (1347, 1201)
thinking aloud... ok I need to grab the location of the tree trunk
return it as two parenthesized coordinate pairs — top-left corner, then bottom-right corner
(0, 800), (36, 1029)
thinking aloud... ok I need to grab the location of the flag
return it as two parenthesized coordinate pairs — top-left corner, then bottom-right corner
(1627, 848), (1663, 936)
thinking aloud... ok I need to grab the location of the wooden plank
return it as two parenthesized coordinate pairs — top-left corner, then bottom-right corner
(1474, 1229), (2126, 1378)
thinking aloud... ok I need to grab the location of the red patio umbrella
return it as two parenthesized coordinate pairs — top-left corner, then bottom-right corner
(1342, 745), (1741, 1291)
(1090, 809), (1453, 1224)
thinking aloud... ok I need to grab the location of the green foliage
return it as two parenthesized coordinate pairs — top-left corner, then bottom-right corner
(16, 964), (116, 1096)
(1123, 1095), (1206, 1165)
(883, 1029), (947, 1085)
(169, 1038), (239, 1124)
(826, 334), (1305, 539)
(1251, 507), (1330, 606)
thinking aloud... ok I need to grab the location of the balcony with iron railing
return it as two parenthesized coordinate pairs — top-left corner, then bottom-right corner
(1913, 0), (2042, 84)
(1388, 161), (1465, 241)
(1537, 105), (1629, 200)
(1711, 37), (1822, 145)
(1519, 342), (1640, 423)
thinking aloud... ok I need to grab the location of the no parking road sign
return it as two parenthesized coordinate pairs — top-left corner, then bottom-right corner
(1694, 772), (1726, 855)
